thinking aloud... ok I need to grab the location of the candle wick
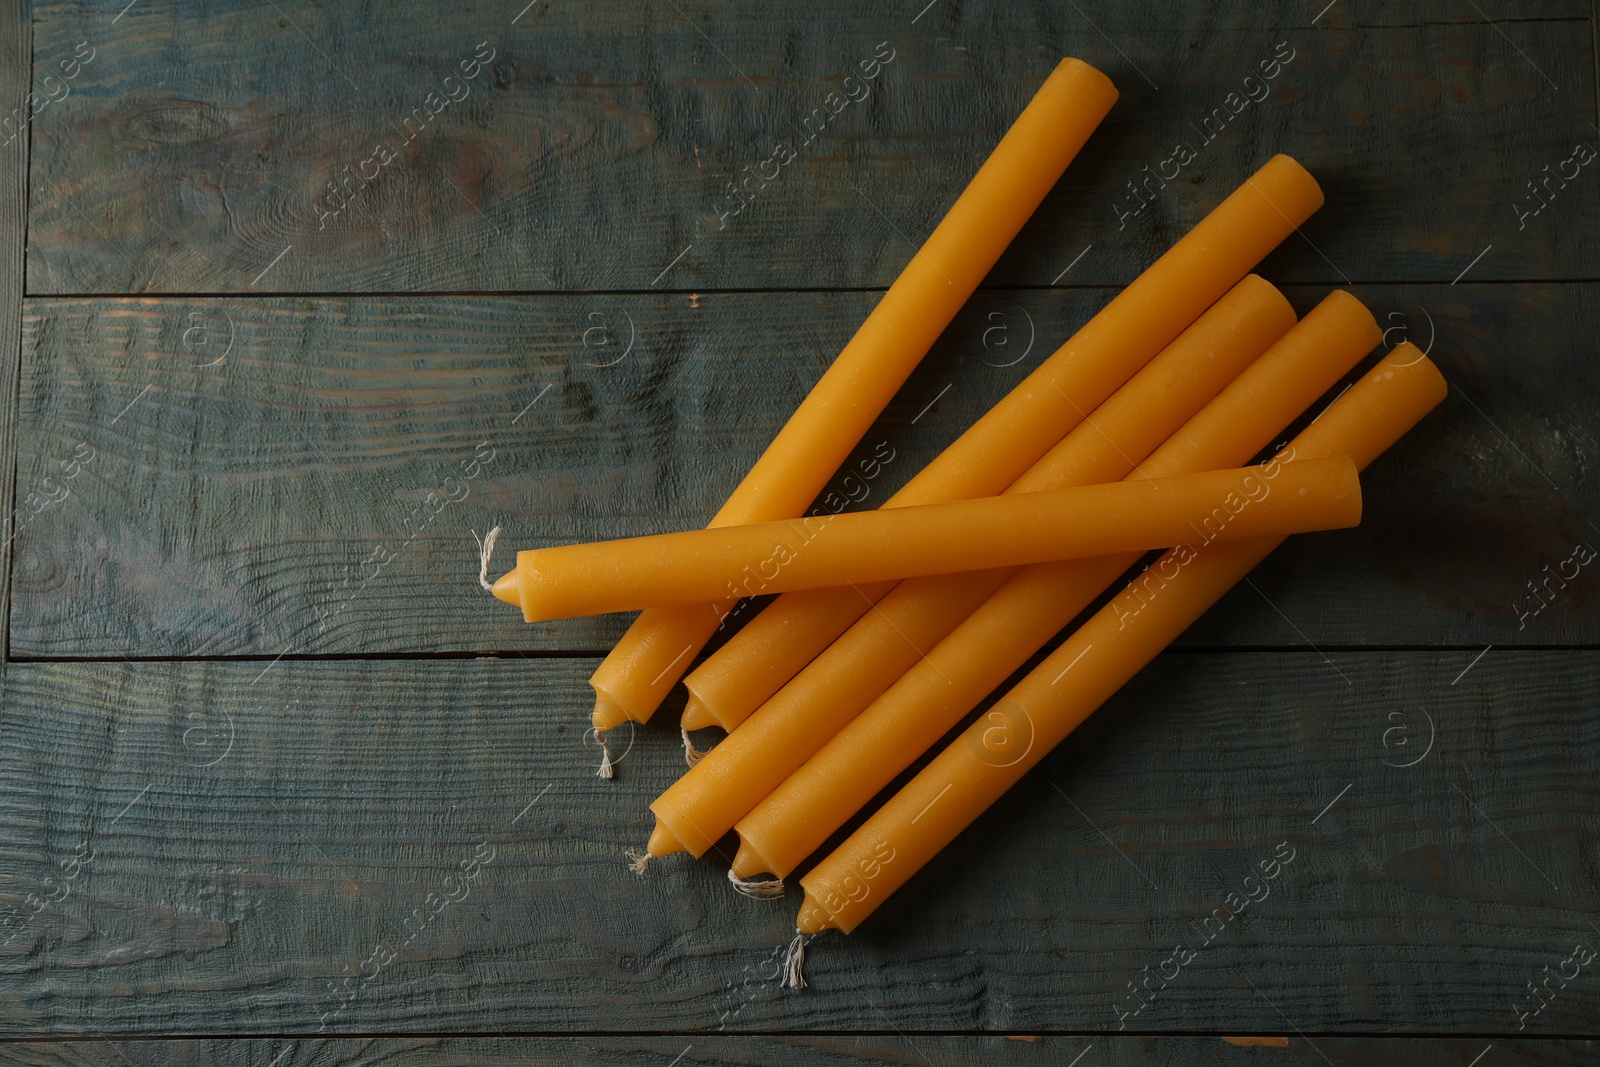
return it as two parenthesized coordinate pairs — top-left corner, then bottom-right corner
(625, 849), (650, 875)
(781, 930), (809, 990)
(473, 526), (502, 592)
(589, 727), (615, 779)
(681, 725), (709, 767)
(726, 868), (785, 899)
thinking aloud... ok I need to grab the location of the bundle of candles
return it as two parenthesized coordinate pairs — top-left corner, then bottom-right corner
(489, 57), (1446, 984)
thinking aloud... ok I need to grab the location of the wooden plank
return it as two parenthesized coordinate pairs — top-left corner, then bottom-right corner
(23, 1), (1596, 293)
(2, 651), (1595, 1035)
(11, 283), (1599, 657)
(0, 1036), (1595, 1066)
(1177, 281), (1600, 649)
(0, 1), (30, 665)
(4, 287), (1105, 656)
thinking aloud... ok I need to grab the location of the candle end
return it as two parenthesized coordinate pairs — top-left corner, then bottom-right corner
(647, 817), (688, 858)
(729, 837), (774, 881)
(1253, 153), (1325, 220)
(490, 567), (521, 607)
(591, 694), (631, 732)
(795, 894), (839, 936)
(679, 693), (719, 732)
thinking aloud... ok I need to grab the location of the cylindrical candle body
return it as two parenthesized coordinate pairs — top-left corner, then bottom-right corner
(656, 292), (1369, 870)
(649, 278), (1299, 857)
(681, 155), (1327, 734)
(734, 290), (1382, 879)
(501, 461), (1359, 621)
(586, 59), (1120, 730)
(681, 275), (1292, 736)
(796, 344), (1447, 934)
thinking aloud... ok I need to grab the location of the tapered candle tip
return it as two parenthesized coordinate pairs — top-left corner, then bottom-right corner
(729, 838), (769, 880)
(647, 818), (686, 858)
(490, 568), (520, 606)
(591, 694), (630, 732)
(679, 694), (718, 732)
(795, 895), (838, 936)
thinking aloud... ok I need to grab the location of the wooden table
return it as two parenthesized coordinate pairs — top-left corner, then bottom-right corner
(3, 1), (1597, 1063)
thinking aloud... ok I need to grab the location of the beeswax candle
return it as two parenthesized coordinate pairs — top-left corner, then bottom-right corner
(666, 275), (1291, 793)
(493, 459), (1358, 621)
(680, 155), (1326, 734)
(587, 58), (1120, 732)
(796, 344), (1446, 936)
(735, 290), (1382, 881)
(643, 282), (1305, 863)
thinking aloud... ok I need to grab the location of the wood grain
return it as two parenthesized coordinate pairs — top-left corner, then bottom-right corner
(1, 652), (1595, 1035)
(0, 1), (31, 665)
(7, 0), (1600, 1050)
(1178, 281), (1600, 650)
(11, 284), (1598, 657)
(23, 1), (1597, 293)
(4, 287), (1132, 656)
(0, 1036), (1594, 1066)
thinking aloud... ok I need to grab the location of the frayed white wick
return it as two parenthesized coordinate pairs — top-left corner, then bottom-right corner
(626, 849), (650, 874)
(681, 725), (708, 767)
(472, 526), (502, 592)
(727, 867), (784, 899)
(590, 727), (614, 779)
(781, 929), (809, 990)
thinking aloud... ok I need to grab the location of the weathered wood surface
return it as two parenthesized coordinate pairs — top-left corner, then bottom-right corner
(7, 0), (1600, 1052)
(0, 2), (31, 665)
(11, 283), (1598, 657)
(0, 1036), (1594, 1066)
(23, 1), (1597, 293)
(2, 652), (1596, 1035)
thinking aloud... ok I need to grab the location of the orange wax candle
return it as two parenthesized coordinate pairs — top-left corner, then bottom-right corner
(643, 278), (1305, 870)
(493, 459), (1358, 621)
(734, 290), (1381, 881)
(585, 59), (1120, 733)
(795, 344), (1447, 937)
(681, 154), (1327, 735)
(659, 276), (1288, 805)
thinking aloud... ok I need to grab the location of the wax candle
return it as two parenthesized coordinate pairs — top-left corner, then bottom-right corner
(586, 58), (1120, 733)
(680, 154), (1326, 735)
(733, 290), (1381, 881)
(641, 291), (1379, 866)
(636, 286), (1299, 870)
(668, 275), (1292, 783)
(794, 344), (1446, 939)
(493, 459), (1358, 621)
(656, 289), (1369, 870)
